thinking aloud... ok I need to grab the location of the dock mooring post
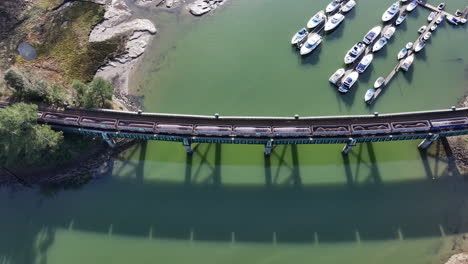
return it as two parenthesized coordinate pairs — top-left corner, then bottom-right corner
(418, 133), (439, 150)
(101, 133), (116, 148)
(264, 140), (274, 156)
(342, 138), (357, 155)
(183, 138), (193, 154)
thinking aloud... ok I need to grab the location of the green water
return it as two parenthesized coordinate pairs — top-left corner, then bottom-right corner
(2, 0), (468, 263)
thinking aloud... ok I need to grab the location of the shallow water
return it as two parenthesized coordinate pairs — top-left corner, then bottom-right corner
(1, 0), (468, 263)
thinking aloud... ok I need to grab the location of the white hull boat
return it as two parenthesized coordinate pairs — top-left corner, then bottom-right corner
(338, 71), (359, 93)
(324, 13), (345, 32)
(341, 0), (356, 13)
(382, 2), (400, 22)
(329, 68), (346, 85)
(326, 0), (341, 13)
(406, 42), (413, 49)
(307, 10), (326, 29)
(291, 28), (308, 45)
(364, 88), (376, 103)
(414, 40), (425, 52)
(435, 15), (444, 24)
(430, 24), (438, 31)
(356, 54), (373, 73)
(397, 47), (409, 60)
(372, 37), (388, 52)
(446, 15), (460, 25)
(437, 2), (446, 10)
(383, 26), (396, 39)
(423, 32), (431, 40)
(300, 33), (322, 55)
(374, 77), (385, 88)
(344, 42), (366, 64)
(363, 26), (382, 45)
(406, 1), (418, 12)
(427, 11), (437, 22)
(395, 14), (407, 25)
(401, 54), (414, 71)
(418, 25), (427, 34)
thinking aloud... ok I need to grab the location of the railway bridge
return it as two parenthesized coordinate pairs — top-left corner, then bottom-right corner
(1, 102), (467, 155)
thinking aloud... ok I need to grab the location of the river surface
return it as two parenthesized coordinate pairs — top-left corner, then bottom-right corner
(2, 0), (468, 263)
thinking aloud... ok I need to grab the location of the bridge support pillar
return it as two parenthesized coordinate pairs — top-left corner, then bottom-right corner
(418, 133), (439, 150)
(342, 138), (357, 155)
(101, 133), (116, 148)
(183, 138), (193, 154)
(264, 140), (274, 156)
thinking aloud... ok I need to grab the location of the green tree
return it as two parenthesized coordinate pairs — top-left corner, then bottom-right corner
(0, 103), (63, 167)
(72, 80), (88, 106)
(4, 68), (30, 98)
(72, 77), (113, 108)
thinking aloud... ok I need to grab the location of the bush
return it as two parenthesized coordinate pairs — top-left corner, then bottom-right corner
(72, 77), (113, 108)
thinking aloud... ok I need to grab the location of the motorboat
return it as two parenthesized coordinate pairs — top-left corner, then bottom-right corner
(418, 25), (427, 34)
(326, 0), (342, 13)
(395, 13), (407, 25)
(423, 31), (431, 40)
(406, 42), (413, 49)
(372, 37), (388, 52)
(324, 13), (345, 32)
(400, 54), (414, 71)
(435, 14), (444, 24)
(341, 0), (356, 13)
(427, 11), (437, 22)
(291, 28), (308, 45)
(430, 24), (438, 31)
(356, 54), (374, 73)
(406, 1), (418, 12)
(329, 68), (346, 85)
(437, 2), (446, 10)
(307, 10), (326, 29)
(455, 9), (463, 16)
(364, 88), (376, 103)
(383, 26), (396, 39)
(300, 33), (322, 55)
(446, 15), (461, 25)
(362, 26), (382, 45)
(397, 47), (409, 60)
(338, 71), (359, 93)
(461, 18), (467, 24)
(382, 2), (400, 22)
(374, 77), (385, 88)
(344, 42), (366, 64)
(414, 40), (425, 52)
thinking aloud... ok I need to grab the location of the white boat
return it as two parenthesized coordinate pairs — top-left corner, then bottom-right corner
(414, 40), (425, 52)
(397, 47), (409, 60)
(400, 0), (408, 2)
(383, 26), (396, 39)
(427, 11), (437, 22)
(372, 37), (388, 52)
(344, 42), (366, 64)
(382, 2), (400, 22)
(362, 26), (382, 45)
(395, 13), (407, 25)
(435, 14), (444, 24)
(356, 54), (374, 73)
(326, 0), (342, 13)
(364, 88), (376, 103)
(437, 2), (446, 10)
(423, 31), (431, 40)
(401, 54), (414, 71)
(291, 28), (308, 45)
(446, 15), (461, 25)
(338, 71), (359, 93)
(324, 13), (345, 32)
(430, 24), (438, 31)
(329, 68), (346, 85)
(461, 18), (467, 24)
(300, 33), (322, 55)
(307, 10), (326, 29)
(341, 0), (356, 13)
(374, 77), (385, 88)
(406, 1), (418, 12)
(406, 42), (413, 49)
(418, 25), (427, 34)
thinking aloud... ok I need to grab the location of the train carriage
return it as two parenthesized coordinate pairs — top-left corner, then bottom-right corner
(312, 125), (350, 136)
(391, 120), (430, 133)
(272, 127), (312, 137)
(156, 124), (194, 135)
(351, 123), (391, 135)
(42, 113), (80, 126)
(233, 126), (272, 137)
(79, 116), (117, 129)
(430, 117), (468, 130)
(117, 120), (155, 133)
(194, 125), (232, 136)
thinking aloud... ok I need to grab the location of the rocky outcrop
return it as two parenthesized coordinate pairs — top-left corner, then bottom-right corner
(188, 0), (225, 16)
(444, 253), (468, 264)
(89, 0), (157, 94)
